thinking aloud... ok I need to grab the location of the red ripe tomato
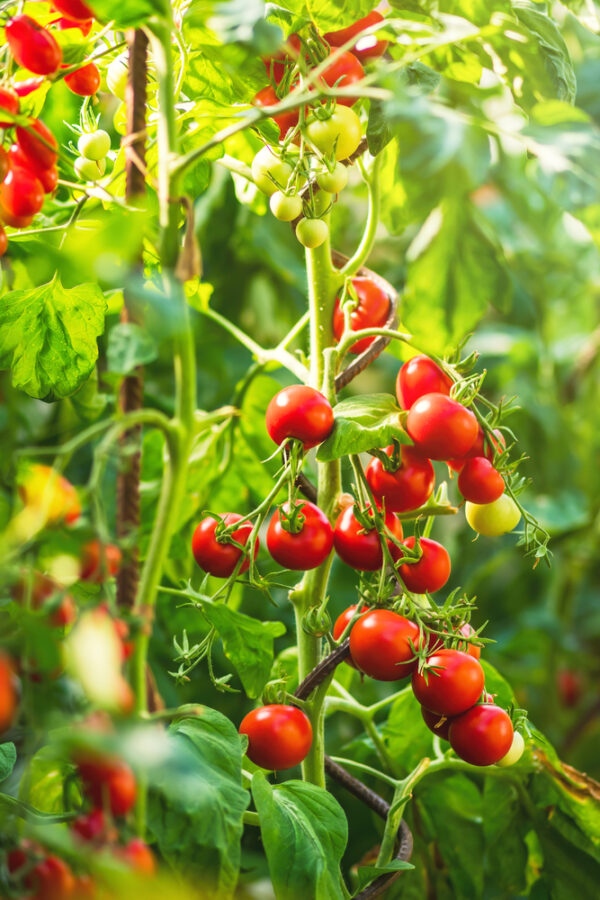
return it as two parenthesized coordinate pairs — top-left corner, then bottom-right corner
(8, 144), (57, 194)
(324, 11), (388, 62)
(456, 622), (481, 659)
(449, 703), (513, 766)
(396, 355), (453, 410)
(266, 501), (333, 570)
(78, 757), (137, 817)
(366, 445), (435, 512)
(348, 609), (421, 681)
(333, 504), (404, 571)
(72, 808), (109, 843)
(448, 426), (505, 472)
(253, 84), (299, 140)
(65, 62), (100, 96)
(6, 16), (63, 76)
(0, 87), (20, 128)
(117, 839), (156, 875)
(239, 704), (313, 770)
(266, 385), (334, 449)
(192, 513), (257, 578)
(332, 603), (370, 667)
(0, 209), (33, 229)
(52, 17), (93, 36)
(28, 855), (76, 900)
(421, 706), (452, 741)
(319, 51), (365, 106)
(262, 33), (302, 84)
(398, 536), (450, 594)
(80, 540), (122, 581)
(557, 669), (583, 708)
(412, 649), (485, 717)
(458, 456), (505, 504)
(0, 147), (9, 182)
(0, 654), (18, 733)
(14, 77), (45, 97)
(52, 0), (95, 22)
(16, 119), (59, 170)
(332, 277), (390, 353)
(406, 393), (478, 460)
(0, 167), (44, 219)
(0, 226), (7, 257)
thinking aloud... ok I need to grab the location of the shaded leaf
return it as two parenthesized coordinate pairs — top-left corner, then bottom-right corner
(317, 393), (411, 462)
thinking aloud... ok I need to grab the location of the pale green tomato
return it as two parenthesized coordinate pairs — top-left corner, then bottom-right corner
(317, 162), (348, 193)
(465, 494), (521, 537)
(77, 130), (111, 161)
(306, 106), (362, 161)
(251, 146), (294, 196)
(106, 57), (128, 100)
(113, 102), (127, 136)
(496, 731), (525, 767)
(296, 217), (329, 248)
(269, 191), (303, 222)
(75, 156), (107, 182)
(312, 190), (331, 217)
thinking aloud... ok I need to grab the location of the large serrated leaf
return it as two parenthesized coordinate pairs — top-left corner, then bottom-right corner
(198, 602), (286, 698)
(252, 774), (348, 900)
(316, 393), (411, 462)
(147, 712), (249, 899)
(89, 0), (166, 27)
(0, 279), (107, 401)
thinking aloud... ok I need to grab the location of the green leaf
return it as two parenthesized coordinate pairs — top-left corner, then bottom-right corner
(382, 688), (436, 775)
(0, 744), (16, 782)
(147, 712), (249, 898)
(356, 859), (414, 890)
(480, 659), (516, 708)
(367, 65), (442, 156)
(0, 279), (107, 401)
(317, 393), (411, 462)
(106, 323), (159, 375)
(252, 774), (348, 900)
(89, 0), (166, 27)
(482, 777), (528, 895)
(402, 200), (511, 355)
(198, 602), (286, 698)
(513, 4), (576, 103)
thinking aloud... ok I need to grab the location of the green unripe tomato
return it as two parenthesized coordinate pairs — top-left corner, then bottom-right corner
(113, 102), (127, 136)
(74, 156), (107, 182)
(106, 57), (128, 101)
(296, 217), (329, 248)
(269, 191), (303, 222)
(465, 494), (521, 537)
(496, 731), (525, 767)
(306, 106), (362, 161)
(77, 130), (111, 161)
(251, 146), (294, 196)
(317, 162), (348, 193)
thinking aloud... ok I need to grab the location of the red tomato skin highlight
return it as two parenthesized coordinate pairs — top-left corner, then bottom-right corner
(332, 603), (370, 667)
(366, 445), (435, 512)
(447, 427), (506, 472)
(332, 277), (390, 353)
(421, 706), (452, 741)
(80, 540), (122, 581)
(349, 609), (421, 681)
(398, 536), (451, 594)
(324, 11), (388, 61)
(5, 16), (63, 76)
(412, 649), (485, 717)
(0, 227), (7, 257)
(0, 654), (18, 733)
(253, 84), (299, 140)
(458, 456), (505, 504)
(0, 167), (44, 218)
(333, 505), (404, 571)
(266, 501), (333, 570)
(449, 703), (514, 766)
(239, 705), (313, 770)
(52, 0), (95, 22)
(406, 393), (478, 460)
(266, 385), (334, 449)
(192, 513), (258, 578)
(117, 838), (156, 875)
(78, 758), (137, 817)
(396, 355), (453, 410)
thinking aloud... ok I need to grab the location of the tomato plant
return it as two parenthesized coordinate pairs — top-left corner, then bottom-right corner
(0, 2), (596, 898)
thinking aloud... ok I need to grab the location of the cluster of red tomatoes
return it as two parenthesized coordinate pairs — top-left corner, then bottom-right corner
(0, 2), (103, 255)
(250, 11), (388, 247)
(8, 751), (153, 898)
